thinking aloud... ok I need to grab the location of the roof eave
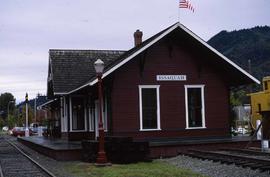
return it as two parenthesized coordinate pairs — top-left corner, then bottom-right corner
(65, 22), (260, 95)
(178, 23), (260, 85)
(37, 98), (58, 110)
(67, 23), (180, 94)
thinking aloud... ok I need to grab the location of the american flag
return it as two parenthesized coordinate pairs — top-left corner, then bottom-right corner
(179, 0), (195, 12)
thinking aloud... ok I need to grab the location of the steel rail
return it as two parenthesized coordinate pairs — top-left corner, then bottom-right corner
(182, 149), (270, 172)
(3, 136), (57, 177)
(0, 163), (4, 177)
(189, 149), (270, 164)
(219, 147), (270, 156)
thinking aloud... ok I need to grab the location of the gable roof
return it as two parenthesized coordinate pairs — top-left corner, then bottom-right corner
(49, 22), (260, 96)
(48, 49), (125, 95)
(64, 22), (259, 95)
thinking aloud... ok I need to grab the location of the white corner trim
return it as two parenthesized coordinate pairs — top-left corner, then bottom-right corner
(185, 85), (206, 129)
(139, 85), (161, 131)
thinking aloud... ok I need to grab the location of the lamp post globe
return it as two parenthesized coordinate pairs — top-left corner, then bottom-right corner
(94, 59), (104, 74)
(94, 59), (109, 166)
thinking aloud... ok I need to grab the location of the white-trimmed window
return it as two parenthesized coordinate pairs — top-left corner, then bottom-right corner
(139, 85), (161, 131)
(185, 85), (206, 129)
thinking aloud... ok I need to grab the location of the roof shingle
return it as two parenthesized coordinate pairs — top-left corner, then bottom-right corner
(49, 49), (125, 94)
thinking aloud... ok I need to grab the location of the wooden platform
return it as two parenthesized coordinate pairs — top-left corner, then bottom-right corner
(17, 135), (261, 161)
(17, 136), (82, 161)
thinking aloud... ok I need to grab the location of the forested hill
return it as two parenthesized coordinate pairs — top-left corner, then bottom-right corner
(207, 26), (270, 81)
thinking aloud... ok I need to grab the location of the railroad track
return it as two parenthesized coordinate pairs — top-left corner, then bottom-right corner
(182, 148), (270, 172)
(0, 135), (56, 177)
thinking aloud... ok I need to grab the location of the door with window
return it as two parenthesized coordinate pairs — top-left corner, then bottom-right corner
(71, 97), (86, 131)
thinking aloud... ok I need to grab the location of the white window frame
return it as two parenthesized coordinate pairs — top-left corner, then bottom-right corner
(104, 96), (108, 131)
(69, 96), (87, 132)
(184, 85), (206, 129)
(139, 85), (161, 131)
(60, 97), (64, 132)
(63, 96), (68, 132)
(88, 106), (95, 132)
(60, 96), (68, 132)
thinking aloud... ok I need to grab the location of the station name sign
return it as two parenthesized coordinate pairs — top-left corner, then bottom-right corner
(156, 75), (187, 81)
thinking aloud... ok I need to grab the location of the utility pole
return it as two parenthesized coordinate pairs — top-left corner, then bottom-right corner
(248, 59), (252, 93)
(34, 96), (37, 123)
(25, 93), (29, 137)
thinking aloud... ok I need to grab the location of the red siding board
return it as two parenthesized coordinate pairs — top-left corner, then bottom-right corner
(111, 42), (230, 140)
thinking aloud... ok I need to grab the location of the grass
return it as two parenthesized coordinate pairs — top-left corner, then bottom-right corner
(64, 161), (206, 177)
(0, 131), (7, 135)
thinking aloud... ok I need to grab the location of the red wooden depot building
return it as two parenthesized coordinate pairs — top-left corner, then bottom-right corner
(42, 22), (259, 145)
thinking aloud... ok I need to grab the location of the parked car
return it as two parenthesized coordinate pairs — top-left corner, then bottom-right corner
(237, 127), (248, 134)
(30, 122), (40, 128)
(29, 123), (41, 134)
(29, 126), (38, 134)
(2, 126), (9, 132)
(231, 127), (238, 136)
(11, 127), (33, 137)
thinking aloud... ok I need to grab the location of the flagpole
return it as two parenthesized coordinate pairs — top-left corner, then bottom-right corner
(178, 7), (180, 22)
(178, 1), (180, 23)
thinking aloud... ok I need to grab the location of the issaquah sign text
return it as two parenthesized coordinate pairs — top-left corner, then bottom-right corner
(156, 75), (187, 81)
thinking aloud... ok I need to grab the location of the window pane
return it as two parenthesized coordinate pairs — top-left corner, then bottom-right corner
(142, 88), (157, 129)
(72, 97), (85, 130)
(188, 88), (202, 127)
(89, 108), (94, 131)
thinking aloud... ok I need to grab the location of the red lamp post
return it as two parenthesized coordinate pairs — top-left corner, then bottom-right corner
(94, 59), (108, 165)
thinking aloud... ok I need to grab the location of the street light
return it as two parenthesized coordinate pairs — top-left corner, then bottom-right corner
(94, 59), (108, 165)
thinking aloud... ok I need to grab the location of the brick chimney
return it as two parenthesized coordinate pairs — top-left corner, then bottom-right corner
(134, 29), (143, 46)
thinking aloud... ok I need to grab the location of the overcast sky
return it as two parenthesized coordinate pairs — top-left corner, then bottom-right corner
(1, 0), (269, 103)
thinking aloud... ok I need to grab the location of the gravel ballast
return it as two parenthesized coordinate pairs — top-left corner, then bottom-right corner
(160, 155), (270, 177)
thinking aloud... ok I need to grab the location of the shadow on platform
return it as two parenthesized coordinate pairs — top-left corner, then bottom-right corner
(18, 136), (82, 161)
